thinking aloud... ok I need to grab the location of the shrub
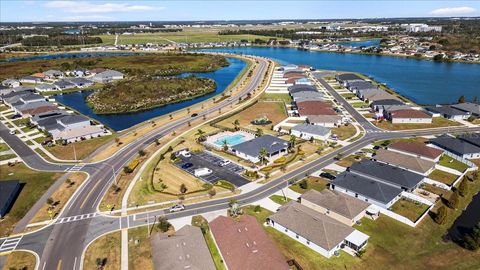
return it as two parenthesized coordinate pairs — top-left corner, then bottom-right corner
(274, 156), (286, 164)
(260, 166), (273, 172)
(254, 205), (261, 213)
(127, 159), (140, 171)
(123, 166), (133, 174)
(157, 216), (171, 232)
(180, 183), (188, 194)
(299, 179), (308, 189)
(208, 188), (217, 197)
(458, 180), (468, 197)
(435, 205), (447, 224)
(447, 192), (459, 209)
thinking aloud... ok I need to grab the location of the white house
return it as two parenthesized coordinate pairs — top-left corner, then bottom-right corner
(231, 135), (289, 163)
(290, 123), (331, 141)
(2, 79), (20, 88)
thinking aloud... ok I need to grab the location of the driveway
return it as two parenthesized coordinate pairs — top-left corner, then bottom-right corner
(176, 151), (250, 187)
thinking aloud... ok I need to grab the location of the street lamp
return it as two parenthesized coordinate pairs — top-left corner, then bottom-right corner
(105, 163), (117, 185)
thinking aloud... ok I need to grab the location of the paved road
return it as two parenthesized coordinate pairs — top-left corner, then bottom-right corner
(0, 55), (271, 270)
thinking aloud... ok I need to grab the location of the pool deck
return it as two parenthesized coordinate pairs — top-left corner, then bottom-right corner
(205, 130), (255, 149)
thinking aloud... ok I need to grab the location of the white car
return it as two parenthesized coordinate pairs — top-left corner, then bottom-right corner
(9, 130), (16, 135)
(169, 204), (185, 213)
(218, 159), (231, 167)
(179, 150), (191, 158)
(194, 167), (212, 177)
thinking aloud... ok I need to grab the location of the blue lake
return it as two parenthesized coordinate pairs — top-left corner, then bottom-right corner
(337, 39), (381, 47)
(1, 52), (139, 62)
(54, 57), (246, 131)
(197, 47), (480, 105)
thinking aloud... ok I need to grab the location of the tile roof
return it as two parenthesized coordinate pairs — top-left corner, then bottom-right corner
(150, 225), (216, 270)
(349, 160), (424, 190)
(301, 189), (370, 219)
(373, 149), (435, 174)
(210, 215), (289, 270)
(388, 141), (443, 160)
(332, 172), (403, 204)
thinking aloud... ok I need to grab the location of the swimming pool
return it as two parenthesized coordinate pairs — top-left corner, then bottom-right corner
(214, 134), (246, 146)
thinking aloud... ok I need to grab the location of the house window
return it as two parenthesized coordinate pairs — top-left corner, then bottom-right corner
(365, 198), (369, 202)
(285, 229), (288, 233)
(355, 193), (358, 198)
(296, 234), (299, 239)
(307, 241), (310, 245)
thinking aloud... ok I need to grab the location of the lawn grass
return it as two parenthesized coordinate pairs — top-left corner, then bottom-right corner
(335, 154), (367, 168)
(390, 197), (430, 223)
(128, 227), (154, 270)
(421, 183), (451, 198)
(45, 134), (115, 160)
(289, 176), (329, 194)
(260, 93), (293, 103)
(374, 117), (461, 131)
(331, 124), (357, 140)
(351, 101), (369, 108)
(428, 169), (459, 186)
(83, 231), (121, 270)
(340, 93), (357, 99)
(0, 153), (16, 161)
(2, 251), (37, 270)
(0, 163), (62, 237)
(439, 155), (469, 172)
(0, 143), (10, 152)
(191, 215), (227, 270)
(269, 195), (292, 205)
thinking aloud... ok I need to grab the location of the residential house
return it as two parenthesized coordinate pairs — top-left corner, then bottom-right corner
(267, 201), (369, 258)
(296, 100), (337, 116)
(300, 189), (370, 226)
(291, 91), (324, 102)
(210, 215), (289, 270)
(43, 70), (64, 80)
(90, 70), (124, 83)
(294, 77), (312, 85)
(2, 79), (20, 88)
(387, 141), (443, 162)
(290, 123), (331, 140)
(429, 135), (480, 159)
(346, 80), (376, 93)
(53, 80), (76, 90)
(385, 109), (432, 124)
(379, 104), (411, 115)
(307, 114), (343, 127)
(372, 149), (436, 175)
(15, 101), (58, 117)
(288, 84), (317, 94)
(331, 171), (403, 208)
(371, 99), (405, 112)
(458, 133), (480, 148)
(35, 84), (57, 92)
(451, 102), (480, 117)
(67, 77), (94, 88)
(425, 105), (471, 120)
(0, 180), (21, 218)
(150, 225), (216, 270)
(231, 135), (289, 163)
(20, 75), (43, 84)
(31, 110), (70, 128)
(88, 68), (106, 75)
(349, 160), (425, 191)
(335, 73), (363, 86)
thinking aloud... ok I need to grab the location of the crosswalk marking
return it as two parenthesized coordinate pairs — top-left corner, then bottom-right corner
(0, 235), (22, 253)
(69, 164), (84, 172)
(56, 212), (99, 224)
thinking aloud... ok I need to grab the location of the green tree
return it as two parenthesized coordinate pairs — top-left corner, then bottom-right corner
(157, 216), (171, 232)
(255, 128), (264, 137)
(462, 221), (480, 250)
(458, 180), (468, 197)
(435, 205), (447, 224)
(222, 139), (229, 151)
(233, 119), (240, 131)
(299, 179), (308, 189)
(458, 95), (466, 103)
(448, 192), (459, 209)
(289, 135), (297, 149)
(196, 129), (206, 142)
(259, 147), (268, 165)
(138, 149), (146, 156)
(253, 205), (261, 213)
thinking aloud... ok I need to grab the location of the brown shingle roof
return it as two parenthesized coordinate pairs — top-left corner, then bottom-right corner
(373, 149), (435, 174)
(389, 109), (431, 119)
(150, 225), (216, 270)
(301, 189), (370, 219)
(297, 100), (337, 116)
(269, 202), (355, 251)
(209, 215), (289, 270)
(388, 141), (443, 159)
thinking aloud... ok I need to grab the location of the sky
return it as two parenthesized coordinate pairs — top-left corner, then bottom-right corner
(1, 1), (480, 22)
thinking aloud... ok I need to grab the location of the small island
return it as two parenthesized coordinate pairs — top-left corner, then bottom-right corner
(87, 75), (217, 114)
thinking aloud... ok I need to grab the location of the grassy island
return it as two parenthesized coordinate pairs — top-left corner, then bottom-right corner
(87, 75), (216, 114)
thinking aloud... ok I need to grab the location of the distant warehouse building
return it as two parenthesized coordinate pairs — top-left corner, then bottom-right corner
(0, 180), (21, 218)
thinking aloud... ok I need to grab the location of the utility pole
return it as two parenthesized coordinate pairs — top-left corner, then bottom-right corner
(72, 143), (77, 160)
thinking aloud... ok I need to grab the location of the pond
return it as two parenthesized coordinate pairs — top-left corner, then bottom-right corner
(447, 191), (480, 242)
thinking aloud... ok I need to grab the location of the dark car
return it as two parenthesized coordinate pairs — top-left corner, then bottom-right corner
(320, 172), (336, 180)
(11, 114), (21, 119)
(181, 163), (193, 169)
(191, 113), (198, 117)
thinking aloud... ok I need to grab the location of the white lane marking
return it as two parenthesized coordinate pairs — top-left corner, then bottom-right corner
(42, 262), (46, 270)
(0, 235), (22, 252)
(73, 256), (77, 270)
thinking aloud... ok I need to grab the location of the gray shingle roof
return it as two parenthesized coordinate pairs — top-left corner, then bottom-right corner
(349, 160), (424, 190)
(232, 135), (289, 157)
(268, 201), (355, 250)
(451, 102), (480, 116)
(336, 73), (362, 82)
(0, 180), (20, 216)
(347, 80), (376, 91)
(332, 172), (403, 204)
(54, 80), (76, 88)
(301, 189), (370, 219)
(430, 135), (480, 155)
(57, 115), (89, 125)
(425, 106), (470, 117)
(458, 133), (480, 148)
(150, 225), (216, 270)
(288, 84), (317, 94)
(66, 77), (93, 85)
(291, 91), (324, 101)
(371, 99), (405, 107)
(291, 123), (330, 136)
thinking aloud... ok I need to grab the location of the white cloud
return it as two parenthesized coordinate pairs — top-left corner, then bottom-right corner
(430, 6), (477, 16)
(45, 1), (162, 13)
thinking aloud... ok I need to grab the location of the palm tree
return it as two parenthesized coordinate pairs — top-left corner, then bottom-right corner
(289, 135), (296, 149)
(259, 147), (268, 165)
(255, 128), (263, 137)
(233, 119), (240, 131)
(196, 129), (206, 142)
(222, 139), (229, 151)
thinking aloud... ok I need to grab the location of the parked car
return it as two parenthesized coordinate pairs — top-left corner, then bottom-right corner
(181, 163), (193, 169)
(169, 204), (185, 213)
(218, 159), (231, 167)
(194, 167), (212, 177)
(42, 139), (53, 145)
(191, 113), (198, 117)
(11, 114), (21, 119)
(9, 130), (16, 135)
(179, 150), (191, 158)
(320, 172), (336, 180)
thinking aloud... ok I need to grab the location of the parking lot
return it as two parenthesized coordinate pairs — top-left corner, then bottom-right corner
(175, 150), (250, 187)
